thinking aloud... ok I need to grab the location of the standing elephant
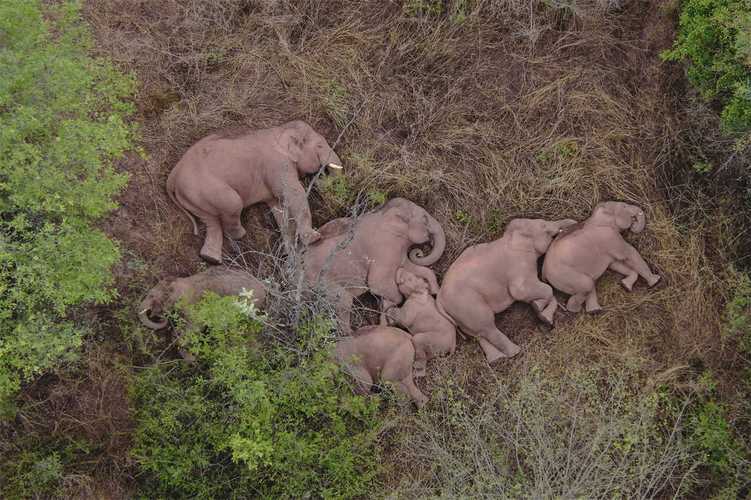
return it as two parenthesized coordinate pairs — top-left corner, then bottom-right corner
(138, 267), (267, 329)
(334, 325), (428, 408)
(304, 198), (446, 334)
(542, 201), (660, 313)
(167, 120), (343, 264)
(437, 218), (577, 363)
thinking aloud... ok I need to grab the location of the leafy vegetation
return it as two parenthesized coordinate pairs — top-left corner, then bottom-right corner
(663, 0), (751, 134)
(0, 0), (136, 415)
(132, 293), (381, 499)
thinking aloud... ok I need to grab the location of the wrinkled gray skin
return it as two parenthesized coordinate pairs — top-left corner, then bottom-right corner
(385, 268), (457, 377)
(138, 267), (267, 329)
(437, 218), (577, 363)
(304, 198), (446, 334)
(542, 201), (660, 314)
(167, 120), (343, 264)
(335, 325), (428, 408)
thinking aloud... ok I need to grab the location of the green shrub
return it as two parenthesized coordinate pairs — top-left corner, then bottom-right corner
(132, 293), (381, 499)
(0, 0), (135, 415)
(663, 0), (751, 134)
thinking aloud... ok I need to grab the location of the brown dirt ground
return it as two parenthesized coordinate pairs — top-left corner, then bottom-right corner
(73, 0), (743, 494)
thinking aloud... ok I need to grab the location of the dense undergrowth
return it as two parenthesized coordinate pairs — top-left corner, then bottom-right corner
(0, 1), (135, 416)
(2, 0), (751, 498)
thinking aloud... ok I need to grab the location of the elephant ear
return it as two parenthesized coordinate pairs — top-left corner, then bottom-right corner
(395, 268), (405, 284)
(281, 128), (305, 165)
(613, 203), (633, 230)
(533, 230), (553, 255)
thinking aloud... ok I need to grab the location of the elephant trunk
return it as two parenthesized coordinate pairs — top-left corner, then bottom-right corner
(630, 207), (645, 233)
(408, 214), (446, 266)
(138, 301), (168, 330)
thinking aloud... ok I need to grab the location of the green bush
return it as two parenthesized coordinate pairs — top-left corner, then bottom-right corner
(132, 293), (381, 499)
(0, 0), (135, 415)
(663, 0), (751, 133)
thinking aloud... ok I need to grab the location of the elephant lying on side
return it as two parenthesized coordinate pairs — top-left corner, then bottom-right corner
(334, 325), (428, 408)
(438, 218), (577, 363)
(167, 120), (343, 264)
(542, 201), (660, 313)
(304, 198), (446, 334)
(385, 268), (457, 377)
(138, 267), (267, 329)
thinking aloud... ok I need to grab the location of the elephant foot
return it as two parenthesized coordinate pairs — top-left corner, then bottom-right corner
(486, 350), (508, 364)
(199, 248), (222, 265)
(647, 274), (661, 288)
(620, 275), (637, 292)
(300, 229), (322, 246)
(227, 226), (246, 240)
(504, 342), (522, 358)
(414, 366), (427, 378)
(586, 305), (603, 314)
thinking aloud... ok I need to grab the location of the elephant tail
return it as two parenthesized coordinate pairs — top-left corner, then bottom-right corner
(167, 170), (199, 236)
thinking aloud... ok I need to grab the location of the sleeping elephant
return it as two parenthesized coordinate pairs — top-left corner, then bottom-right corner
(138, 267), (267, 329)
(167, 120), (343, 264)
(335, 325), (428, 408)
(385, 268), (457, 377)
(437, 218), (577, 363)
(542, 201), (660, 313)
(304, 197), (446, 334)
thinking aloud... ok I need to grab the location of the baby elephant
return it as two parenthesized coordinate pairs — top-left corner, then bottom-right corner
(167, 120), (343, 264)
(542, 201), (660, 313)
(385, 268), (457, 377)
(335, 325), (428, 408)
(438, 218), (577, 363)
(138, 267), (267, 329)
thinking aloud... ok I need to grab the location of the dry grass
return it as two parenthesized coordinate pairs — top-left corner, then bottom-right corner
(80, 0), (738, 494)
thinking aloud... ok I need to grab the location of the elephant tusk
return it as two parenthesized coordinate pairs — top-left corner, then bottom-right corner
(326, 163), (344, 175)
(139, 308), (149, 315)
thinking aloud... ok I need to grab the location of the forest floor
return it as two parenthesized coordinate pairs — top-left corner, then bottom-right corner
(18, 0), (748, 496)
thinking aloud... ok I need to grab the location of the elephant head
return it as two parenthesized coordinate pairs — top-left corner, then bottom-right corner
(138, 279), (174, 330)
(507, 218), (578, 255)
(383, 198), (446, 266)
(281, 120), (343, 175)
(396, 268), (430, 296)
(591, 201), (645, 233)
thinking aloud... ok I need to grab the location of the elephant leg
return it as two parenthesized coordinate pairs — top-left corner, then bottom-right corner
(584, 289), (602, 313)
(221, 209), (246, 240)
(609, 260), (638, 291)
(367, 266), (403, 308)
(345, 364), (373, 395)
(479, 327), (521, 361)
(411, 334), (429, 378)
(269, 201), (296, 251)
(330, 288), (354, 335)
(398, 376), (428, 408)
(562, 273), (596, 312)
(511, 280), (557, 325)
(199, 216), (224, 264)
(622, 244), (660, 287)
(478, 337), (507, 363)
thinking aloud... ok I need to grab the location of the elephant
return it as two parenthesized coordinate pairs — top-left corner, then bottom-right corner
(385, 268), (457, 377)
(167, 120), (343, 264)
(304, 197), (446, 334)
(138, 267), (267, 330)
(542, 201), (661, 313)
(334, 325), (428, 408)
(437, 218), (577, 363)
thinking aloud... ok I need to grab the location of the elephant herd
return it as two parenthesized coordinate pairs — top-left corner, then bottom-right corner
(139, 120), (661, 408)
